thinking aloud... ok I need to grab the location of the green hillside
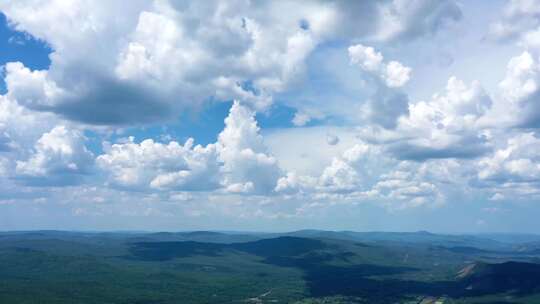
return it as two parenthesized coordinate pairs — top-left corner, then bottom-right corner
(0, 231), (539, 303)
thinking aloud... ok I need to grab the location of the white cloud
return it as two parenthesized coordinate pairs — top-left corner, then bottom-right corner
(98, 101), (282, 194)
(348, 44), (412, 88)
(348, 44), (383, 72)
(0, 0), (462, 126)
(369, 169), (444, 209)
(0, 82), (59, 152)
(318, 143), (377, 192)
(217, 101), (282, 194)
(348, 44), (412, 130)
(487, 1), (540, 126)
(360, 77), (493, 160)
(499, 52), (537, 104)
(492, 51), (540, 128)
(0, 1), (316, 123)
(0, 93), (64, 188)
(97, 137), (221, 191)
(319, 158), (360, 192)
(0, 0), (465, 133)
(384, 61), (412, 88)
(4, 62), (64, 109)
(282, 141), (449, 209)
(15, 126), (94, 185)
(478, 132), (540, 183)
(275, 172), (317, 194)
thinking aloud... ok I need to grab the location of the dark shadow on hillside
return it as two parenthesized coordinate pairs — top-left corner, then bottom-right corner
(263, 255), (430, 302)
(459, 261), (540, 297)
(262, 256), (540, 302)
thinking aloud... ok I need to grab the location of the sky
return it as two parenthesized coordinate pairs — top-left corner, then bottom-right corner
(0, 0), (540, 233)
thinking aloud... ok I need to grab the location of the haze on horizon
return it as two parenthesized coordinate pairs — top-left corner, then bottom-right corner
(1, 0), (540, 233)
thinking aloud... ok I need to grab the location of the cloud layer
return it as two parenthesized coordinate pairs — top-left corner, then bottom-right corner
(1, 0), (540, 231)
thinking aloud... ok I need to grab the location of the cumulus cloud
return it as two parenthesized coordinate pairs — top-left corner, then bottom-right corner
(348, 44), (384, 72)
(385, 61), (413, 88)
(0, 1), (314, 124)
(217, 101), (282, 194)
(0, 91), (67, 187)
(275, 172), (317, 194)
(318, 143), (378, 192)
(4, 62), (63, 110)
(487, 0), (540, 128)
(275, 140), (448, 209)
(348, 44), (411, 88)
(368, 166), (444, 209)
(0, 89), (58, 151)
(98, 101), (281, 194)
(495, 51), (540, 128)
(15, 126), (94, 186)
(95, 96), (466, 211)
(475, 132), (540, 201)
(478, 132), (540, 183)
(348, 44), (412, 129)
(0, 0), (461, 126)
(97, 137), (221, 191)
(361, 77), (493, 161)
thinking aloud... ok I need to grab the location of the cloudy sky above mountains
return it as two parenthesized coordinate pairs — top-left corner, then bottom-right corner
(1, 0), (539, 232)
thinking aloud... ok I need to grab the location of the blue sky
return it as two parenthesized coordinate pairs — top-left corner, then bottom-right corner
(0, 13), (50, 92)
(1, 1), (540, 232)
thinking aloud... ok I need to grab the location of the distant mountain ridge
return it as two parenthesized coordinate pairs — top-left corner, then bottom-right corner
(2, 229), (540, 252)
